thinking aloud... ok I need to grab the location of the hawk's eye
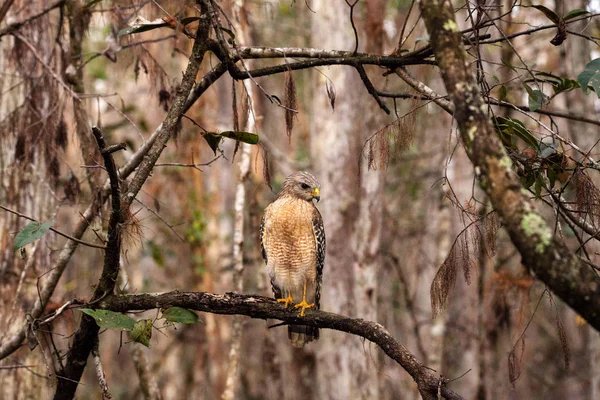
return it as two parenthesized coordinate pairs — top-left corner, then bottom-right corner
(300, 183), (310, 190)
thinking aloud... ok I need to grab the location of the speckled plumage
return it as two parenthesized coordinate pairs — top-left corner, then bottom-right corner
(260, 172), (325, 347)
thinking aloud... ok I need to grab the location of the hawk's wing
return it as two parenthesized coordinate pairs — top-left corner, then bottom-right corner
(260, 212), (282, 299)
(313, 207), (326, 310)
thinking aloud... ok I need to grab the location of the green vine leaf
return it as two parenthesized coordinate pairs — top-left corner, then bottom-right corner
(80, 309), (136, 331)
(162, 307), (201, 324)
(498, 85), (507, 102)
(523, 83), (548, 111)
(531, 5), (561, 24)
(13, 220), (53, 251)
(563, 9), (590, 21)
(219, 131), (259, 145)
(130, 319), (153, 348)
(578, 58), (600, 98)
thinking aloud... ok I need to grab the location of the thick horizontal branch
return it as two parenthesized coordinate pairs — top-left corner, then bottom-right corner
(235, 34), (491, 62)
(98, 291), (462, 400)
(208, 40), (436, 81)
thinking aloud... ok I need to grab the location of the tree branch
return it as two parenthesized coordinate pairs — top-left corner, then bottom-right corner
(97, 291), (463, 400)
(55, 126), (125, 399)
(419, 0), (600, 332)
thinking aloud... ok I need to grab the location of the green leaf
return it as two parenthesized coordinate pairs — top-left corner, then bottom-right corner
(13, 220), (53, 251)
(526, 73), (580, 95)
(578, 58), (600, 98)
(523, 83), (548, 111)
(553, 78), (580, 94)
(547, 167), (557, 189)
(130, 319), (153, 348)
(499, 85), (507, 102)
(530, 72), (562, 85)
(563, 9), (590, 21)
(539, 142), (558, 159)
(524, 172), (536, 189)
(118, 17), (169, 36)
(534, 174), (543, 199)
(531, 5), (561, 24)
(219, 131), (259, 145)
(203, 133), (223, 155)
(81, 309), (136, 331)
(493, 116), (540, 151)
(162, 307), (201, 324)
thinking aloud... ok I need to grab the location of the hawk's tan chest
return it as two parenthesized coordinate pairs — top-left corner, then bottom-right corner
(263, 197), (317, 284)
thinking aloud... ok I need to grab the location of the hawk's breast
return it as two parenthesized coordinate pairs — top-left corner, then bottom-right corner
(263, 197), (318, 291)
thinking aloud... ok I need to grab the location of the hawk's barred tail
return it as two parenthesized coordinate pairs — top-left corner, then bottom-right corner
(288, 325), (319, 348)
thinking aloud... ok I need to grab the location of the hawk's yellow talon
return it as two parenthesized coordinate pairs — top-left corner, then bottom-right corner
(294, 299), (314, 317)
(277, 294), (294, 308)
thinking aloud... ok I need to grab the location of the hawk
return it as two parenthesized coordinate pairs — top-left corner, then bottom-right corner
(260, 172), (326, 347)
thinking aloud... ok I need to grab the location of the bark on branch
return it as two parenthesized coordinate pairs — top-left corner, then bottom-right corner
(54, 126), (125, 399)
(97, 291), (463, 400)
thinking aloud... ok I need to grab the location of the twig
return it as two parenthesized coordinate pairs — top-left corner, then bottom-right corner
(0, 0), (65, 37)
(344, 0), (360, 54)
(92, 337), (112, 400)
(0, 364), (38, 370)
(3, 244), (38, 337)
(396, 0), (416, 52)
(394, 67), (454, 114)
(133, 198), (185, 243)
(12, 32), (77, 98)
(477, 13), (600, 46)
(154, 157), (222, 169)
(0, 0), (15, 24)
(38, 301), (75, 326)
(355, 63), (390, 114)
(0, 204), (107, 249)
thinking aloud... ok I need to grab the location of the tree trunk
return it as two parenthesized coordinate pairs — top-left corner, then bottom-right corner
(311, 1), (383, 398)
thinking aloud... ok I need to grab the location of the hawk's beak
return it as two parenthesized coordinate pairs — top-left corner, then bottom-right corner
(313, 187), (320, 203)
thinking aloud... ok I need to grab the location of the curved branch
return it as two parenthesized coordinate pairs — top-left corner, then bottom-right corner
(98, 291), (463, 400)
(419, 0), (600, 331)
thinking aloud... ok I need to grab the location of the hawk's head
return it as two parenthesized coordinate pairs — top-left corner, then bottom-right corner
(279, 171), (321, 203)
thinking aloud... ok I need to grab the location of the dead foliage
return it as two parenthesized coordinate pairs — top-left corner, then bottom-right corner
(431, 211), (500, 318)
(573, 168), (600, 227)
(284, 68), (298, 141)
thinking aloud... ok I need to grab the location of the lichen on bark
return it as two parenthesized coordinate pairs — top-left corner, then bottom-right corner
(520, 213), (553, 253)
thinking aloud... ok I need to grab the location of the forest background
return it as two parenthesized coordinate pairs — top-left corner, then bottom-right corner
(1, 0), (600, 399)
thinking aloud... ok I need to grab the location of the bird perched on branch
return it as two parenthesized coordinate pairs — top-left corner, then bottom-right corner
(260, 171), (326, 348)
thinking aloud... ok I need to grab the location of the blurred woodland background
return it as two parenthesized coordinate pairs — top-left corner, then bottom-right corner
(1, 0), (600, 399)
